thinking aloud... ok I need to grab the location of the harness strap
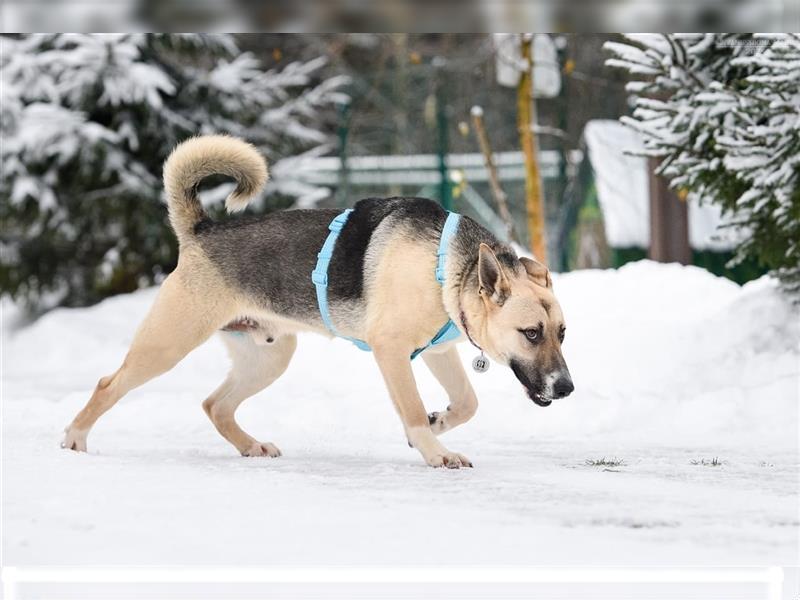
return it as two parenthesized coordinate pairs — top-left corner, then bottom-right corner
(311, 209), (371, 351)
(436, 211), (460, 284)
(312, 209), (462, 359)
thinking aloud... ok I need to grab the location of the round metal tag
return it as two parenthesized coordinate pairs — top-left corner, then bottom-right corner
(472, 354), (490, 373)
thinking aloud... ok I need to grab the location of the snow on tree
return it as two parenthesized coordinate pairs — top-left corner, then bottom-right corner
(605, 33), (800, 293)
(0, 34), (348, 309)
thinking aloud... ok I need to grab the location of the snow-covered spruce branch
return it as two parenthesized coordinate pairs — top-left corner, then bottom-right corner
(605, 33), (800, 294)
(1, 34), (349, 308)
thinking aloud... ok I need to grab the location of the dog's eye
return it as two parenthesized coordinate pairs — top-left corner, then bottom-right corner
(559, 326), (566, 343)
(520, 323), (543, 345)
(523, 328), (539, 341)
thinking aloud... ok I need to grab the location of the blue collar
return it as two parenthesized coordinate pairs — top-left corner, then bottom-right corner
(312, 209), (462, 359)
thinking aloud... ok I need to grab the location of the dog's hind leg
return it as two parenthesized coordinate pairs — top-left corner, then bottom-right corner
(202, 332), (296, 457)
(62, 272), (230, 452)
(422, 346), (478, 435)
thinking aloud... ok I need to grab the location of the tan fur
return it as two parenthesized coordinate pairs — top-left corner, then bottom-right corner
(202, 332), (296, 457)
(361, 231), (474, 467)
(364, 233), (450, 351)
(422, 347), (478, 435)
(371, 342), (470, 468)
(477, 243), (511, 305)
(62, 250), (238, 450)
(163, 135), (268, 244)
(460, 251), (565, 372)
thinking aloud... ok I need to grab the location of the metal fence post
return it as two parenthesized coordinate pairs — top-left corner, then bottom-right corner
(335, 99), (352, 208)
(434, 56), (451, 211)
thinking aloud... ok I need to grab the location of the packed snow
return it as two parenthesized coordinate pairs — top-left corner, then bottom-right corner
(2, 261), (798, 568)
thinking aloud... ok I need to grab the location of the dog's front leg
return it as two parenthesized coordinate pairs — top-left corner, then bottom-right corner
(422, 347), (478, 435)
(372, 344), (472, 468)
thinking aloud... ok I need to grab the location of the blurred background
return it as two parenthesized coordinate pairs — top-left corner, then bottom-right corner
(2, 33), (798, 312)
(2, 0), (796, 33)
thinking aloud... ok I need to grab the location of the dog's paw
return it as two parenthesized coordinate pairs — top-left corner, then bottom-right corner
(61, 427), (87, 452)
(426, 451), (473, 469)
(242, 442), (282, 458)
(428, 411), (448, 434)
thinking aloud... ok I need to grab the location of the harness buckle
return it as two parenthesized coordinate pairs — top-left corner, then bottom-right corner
(328, 210), (351, 233)
(435, 265), (446, 284)
(311, 269), (328, 286)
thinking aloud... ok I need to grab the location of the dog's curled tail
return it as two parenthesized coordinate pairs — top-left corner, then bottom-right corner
(163, 135), (269, 244)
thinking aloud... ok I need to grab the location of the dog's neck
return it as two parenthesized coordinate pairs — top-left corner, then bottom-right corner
(442, 252), (479, 323)
(441, 218), (509, 349)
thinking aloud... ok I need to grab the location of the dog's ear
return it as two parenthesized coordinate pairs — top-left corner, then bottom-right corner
(478, 243), (511, 305)
(520, 256), (552, 289)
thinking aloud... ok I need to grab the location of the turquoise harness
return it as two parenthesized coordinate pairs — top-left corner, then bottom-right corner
(312, 209), (462, 359)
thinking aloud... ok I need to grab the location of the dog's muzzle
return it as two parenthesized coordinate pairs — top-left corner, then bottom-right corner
(552, 376), (574, 399)
(510, 360), (574, 407)
(510, 360), (551, 407)
(530, 394), (552, 407)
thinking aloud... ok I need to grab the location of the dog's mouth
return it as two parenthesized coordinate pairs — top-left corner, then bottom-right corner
(510, 360), (552, 408)
(525, 388), (553, 406)
(527, 389), (553, 407)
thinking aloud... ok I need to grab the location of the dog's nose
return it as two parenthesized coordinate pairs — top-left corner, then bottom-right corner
(553, 377), (574, 399)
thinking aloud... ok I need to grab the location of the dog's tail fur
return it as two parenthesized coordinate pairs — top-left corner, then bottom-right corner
(163, 135), (269, 244)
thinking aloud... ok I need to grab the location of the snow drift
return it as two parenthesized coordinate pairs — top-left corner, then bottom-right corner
(2, 260), (798, 566)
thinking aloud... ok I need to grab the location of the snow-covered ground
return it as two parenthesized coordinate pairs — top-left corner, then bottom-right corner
(2, 261), (798, 568)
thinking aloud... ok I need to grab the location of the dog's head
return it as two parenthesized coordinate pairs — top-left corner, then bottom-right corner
(469, 243), (573, 407)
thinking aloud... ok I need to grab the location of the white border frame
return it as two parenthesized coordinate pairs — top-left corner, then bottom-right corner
(2, 566), (786, 600)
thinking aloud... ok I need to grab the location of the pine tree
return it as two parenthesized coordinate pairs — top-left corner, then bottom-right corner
(1, 34), (348, 309)
(605, 34), (800, 293)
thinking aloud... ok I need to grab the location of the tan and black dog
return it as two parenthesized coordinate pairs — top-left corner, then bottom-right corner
(62, 135), (573, 468)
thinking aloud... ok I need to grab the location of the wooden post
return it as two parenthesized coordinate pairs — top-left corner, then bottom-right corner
(648, 157), (691, 264)
(471, 105), (517, 243)
(517, 35), (547, 263)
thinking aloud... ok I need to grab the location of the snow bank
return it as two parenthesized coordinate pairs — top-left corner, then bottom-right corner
(551, 261), (798, 443)
(5, 260), (796, 445)
(2, 261), (798, 566)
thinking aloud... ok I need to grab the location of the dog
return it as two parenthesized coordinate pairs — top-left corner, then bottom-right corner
(62, 135), (573, 468)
